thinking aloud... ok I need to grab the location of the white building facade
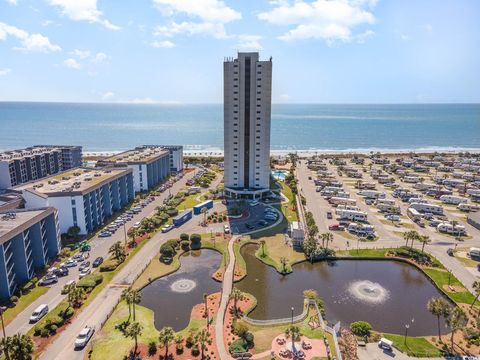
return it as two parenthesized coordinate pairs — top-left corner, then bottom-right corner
(223, 52), (272, 199)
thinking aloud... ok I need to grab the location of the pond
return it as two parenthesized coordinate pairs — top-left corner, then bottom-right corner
(139, 249), (222, 331)
(237, 244), (450, 336)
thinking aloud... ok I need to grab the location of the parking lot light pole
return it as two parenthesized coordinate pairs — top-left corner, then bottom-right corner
(123, 223), (127, 248)
(0, 306), (7, 339)
(291, 306), (294, 325)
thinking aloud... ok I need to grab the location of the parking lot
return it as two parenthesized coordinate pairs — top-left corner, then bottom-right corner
(226, 200), (282, 235)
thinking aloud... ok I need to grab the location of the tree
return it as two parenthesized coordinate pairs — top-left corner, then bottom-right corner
(125, 322), (143, 356)
(259, 240), (266, 257)
(109, 241), (126, 264)
(427, 297), (451, 340)
(446, 307), (467, 352)
(280, 257), (288, 273)
(230, 287), (244, 318)
(350, 321), (372, 337)
(67, 225), (81, 239)
(320, 232), (333, 249)
(419, 235), (431, 253)
(1, 333), (34, 360)
(303, 235), (317, 262)
(285, 325), (301, 351)
(303, 289), (318, 300)
(122, 288), (133, 321)
(471, 280), (480, 308)
(130, 289), (141, 321)
(67, 285), (85, 308)
(201, 207), (208, 225)
(158, 326), (175, 359)
(195, 329), (212, 360)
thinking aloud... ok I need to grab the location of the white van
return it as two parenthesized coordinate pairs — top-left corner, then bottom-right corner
(378, 338), (393, 351)
(30, 304), (49, 323)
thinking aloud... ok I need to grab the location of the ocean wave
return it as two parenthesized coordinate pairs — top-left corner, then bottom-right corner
(95, 122), (183, 130)
(272, 114), (421, 121)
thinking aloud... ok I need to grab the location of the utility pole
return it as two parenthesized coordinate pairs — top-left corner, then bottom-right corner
(0, 306), (9, 360)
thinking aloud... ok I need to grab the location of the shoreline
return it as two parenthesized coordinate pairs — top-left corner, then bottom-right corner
(83, 146), (480, 158)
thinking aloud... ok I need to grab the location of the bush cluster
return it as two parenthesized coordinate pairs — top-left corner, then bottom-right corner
(33, 302), (74, 337)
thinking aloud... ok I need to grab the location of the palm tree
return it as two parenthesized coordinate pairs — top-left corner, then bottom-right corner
(125, 322), (143, 355)
(230, 287), (244, 318)
(321, 232), (333, 249)
(446, 307), (467, 352)
(419, 235), (431, 253)
(130, 289), (141, 321)
(1, 333), (34, 360)
(410, 230), (420, 248)
(67, 285), (85, 308)
(158, 326), (175, 359)
(109, 241), (126, 263)
(403, 231), (411, 247)
(122, 288), (134, 321)
(285, 325), (301, 352)
(280, 257), (288, 273)
(195, 329), (212, 360)
(201, 207), (208, 225)
(427, 297), (450, 340)
(260, 240), (266, 257)
(470, 280), (480, 308)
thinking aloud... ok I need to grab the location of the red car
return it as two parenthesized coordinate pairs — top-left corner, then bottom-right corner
(329, 224), (345, 231)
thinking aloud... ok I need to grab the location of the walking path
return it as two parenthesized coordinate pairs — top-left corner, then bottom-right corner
(215, 235), (236, 360)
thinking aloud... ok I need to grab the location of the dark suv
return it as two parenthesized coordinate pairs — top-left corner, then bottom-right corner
(92, 257), (104, 268)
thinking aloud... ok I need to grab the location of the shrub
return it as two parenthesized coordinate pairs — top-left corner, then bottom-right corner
(166, 208), (179, 217)
(176, 343), (184, 355)
(10, 295), (19, 303)
(49, 315), (65, 327)
(62, 306), (74, 319)
(77, 273), (103, 289)
(350, 321), (372, 337)
(181, 240), (190, 251)
(33, 326), (41, 336)
(229, 339), (247, 354)
(186, 335), (195, 348)
(190, 233), (201, 243)
(99, 258), (119, 272)
(191, 344), (200, 356)
(180, 233), (189, 241)
(160, 244), (175, 258)
(165, 239), (179, 249)
(148, 341), (157, 356)
(50, 324), (58, 333)
(40, 328), (50, 337)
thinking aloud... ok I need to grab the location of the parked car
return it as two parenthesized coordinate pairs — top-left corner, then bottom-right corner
(29, 304), (48, 323)
(79, 268), (91, 279)
(72, 254), (85, 262)
(62, 259), (77, 268)
(245, 223), (254, 230)
(92, 257), (104, 268)
(39, 274), (58, 286)
(223, 224), (231, 234)
(99, 231), (112, 238)
(385, 214), (400, 222)
(249, 200), (259, 207)
(161, 224), (174, 233)
(54, 266), (69, 277)
(447, 248), (454, 256)
(326, 212), (333, 219)
(328, 224), (345, 231)
(79, 261), (91, 271)
(258, 220), (268, 226)
(74, 327), (95, 349)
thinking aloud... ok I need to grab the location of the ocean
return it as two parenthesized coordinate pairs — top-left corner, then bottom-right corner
(0, 102), (479, 153)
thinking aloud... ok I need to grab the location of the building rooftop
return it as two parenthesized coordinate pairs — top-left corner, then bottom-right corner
(102, 147), (169, 165)
(0, 145), (82, 162)
(15, 167), (132, 197)
(0, 208), (54, 244)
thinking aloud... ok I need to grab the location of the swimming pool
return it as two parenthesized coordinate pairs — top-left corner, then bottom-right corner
(272, 170), (287, 180)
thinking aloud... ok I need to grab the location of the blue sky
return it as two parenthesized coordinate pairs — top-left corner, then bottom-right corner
(0, 0), (479, 103)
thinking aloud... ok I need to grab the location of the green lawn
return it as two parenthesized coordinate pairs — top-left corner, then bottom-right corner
(89, 301), (160, 360)
(383, 333), (444, 357)
(336, 248), (391, 258)
(422, 268), (476, 304)
(176, 193), (202, 211)
(2, 285), (48, 325)
(254, 234), (305, 274)
(279, 181), (298, 222)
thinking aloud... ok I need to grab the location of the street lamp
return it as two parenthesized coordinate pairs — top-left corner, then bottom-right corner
(0, 305), (7, 339)
(291, 306), (294, 325)
(404, 323), (410, 344)
(123, 222), (127, 247)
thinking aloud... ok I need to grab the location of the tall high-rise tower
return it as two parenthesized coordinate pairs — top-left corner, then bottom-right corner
(223, 52), (272, 199)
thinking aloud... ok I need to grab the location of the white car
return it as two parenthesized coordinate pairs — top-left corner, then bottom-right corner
(133, 221), (141, 229)
(223, 224), (231, 234)
(161, 224), (174, 233)
(79, 268), (91, 279)
(249, 200), (259, 207)
(74, 326), (95, 348)
(62, 259), (77, 267)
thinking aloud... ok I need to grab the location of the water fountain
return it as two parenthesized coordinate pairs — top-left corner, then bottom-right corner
(170, 278), (197, 293)
(347, 280), (390, 304)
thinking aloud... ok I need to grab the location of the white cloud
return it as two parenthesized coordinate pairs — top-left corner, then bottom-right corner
(152, 0), (240, 40)
(154, 21), (227, 39)
(151, 40), (175, 48)
(422, 24), (433, 33)
(41, 20), (54, 27)
(5, 0), (18, 5)
(63, 58), (81, 69)
(400, 33), (408, 41)
(0, 22), (61, 52)
(278, 94), (290, 102)
(153, 0), (241, 23)
(92, 52), (108, 63)
(258, 0), (377, 43)
(102, 91), (115, 100)
(235, 34), (263, 50)
(46, 0), (120, 30)
(70, 49), (91, 59)
(0, 68), (11, 75)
